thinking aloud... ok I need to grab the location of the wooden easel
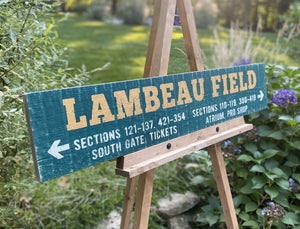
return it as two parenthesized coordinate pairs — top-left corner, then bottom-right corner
(115, 0), (252, 228)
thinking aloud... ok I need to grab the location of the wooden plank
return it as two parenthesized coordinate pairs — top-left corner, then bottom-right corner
(132, 169), (155, 229)
(116, 122), (252, 178)
(208, 143), (239, 229)
(120, 176), (138, 229)
(25, 62), (266, 182)
(23, 95), (41, 180)
(116, 117), (245, 169)
(143, 0), (176, 77)
(177, 0), (204, 71)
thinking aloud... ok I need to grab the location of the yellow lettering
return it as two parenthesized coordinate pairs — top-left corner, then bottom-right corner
(211, 75), (221, 97)
(160, 83), (175, 109)
(191, 78), (204, 101)
(143, 86), (160, 113)
(221, 74), (229, 95)
(177, 81), (193, 105)
(247, 70), (257, 89)
(228, 73), (239, 94)
(89, 94), (115, 126)
(239, 72), (248, 91)
(114, 88), (143, 119)
(63, 98), (87, 131)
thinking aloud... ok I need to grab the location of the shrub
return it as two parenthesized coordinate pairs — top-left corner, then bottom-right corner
(65, 0), (91, 13)
(193, 0), (218, 29)
(85, 3), (108, 21)
(118, 0), (145, 25)
(178, 65), (300, 228)
(0, 1), (102, 227)
(278, 2), (300, 42)
(211, 23), (287, 68)
(212, 23), (259, 68)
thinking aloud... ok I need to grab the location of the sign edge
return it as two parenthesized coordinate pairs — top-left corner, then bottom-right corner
(23, 94), (42, 182)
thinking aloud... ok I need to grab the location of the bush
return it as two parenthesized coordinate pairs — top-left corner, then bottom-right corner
(193, 0), (218, 29)
(177, 65), (300, 228)
(211, 23), (286, 68)
(212, 24), (257, 68)
(0, 1), (102, 227)
(85, 3), (108, 21)
(118, 0), (145, 25)
(65, 0), (91, 13)
(278, 2), (300, 42)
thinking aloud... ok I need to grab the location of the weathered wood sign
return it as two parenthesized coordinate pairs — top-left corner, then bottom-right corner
(24, 63), (266, 182)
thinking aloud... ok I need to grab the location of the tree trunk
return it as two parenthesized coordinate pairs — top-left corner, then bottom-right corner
(243, 0), (250, 29)
(278, 0), (294, 14)
(111, 0), (117, 15)
(253, 0), (259, 29)
(225, 0), (236, 27)
(263, 0), (272, 31)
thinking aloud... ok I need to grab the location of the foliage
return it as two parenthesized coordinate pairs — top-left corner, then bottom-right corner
(193, 0), (218, 29)
(64, 0), (92, 12)
(178, 65), (300, 228)
(212, 24), (260, 68)
(118, 0), (145, 25)
(0, 1), (104, 227)
(278, 2), (300, 42)
(211, 23), (289, 68)
(215, 0), (295, 32)
(85, 2), (108, 21)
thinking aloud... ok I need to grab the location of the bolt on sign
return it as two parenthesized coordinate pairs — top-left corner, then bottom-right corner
(24, 63), (267, 182)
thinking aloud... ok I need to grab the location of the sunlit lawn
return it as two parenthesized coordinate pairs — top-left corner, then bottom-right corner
(56, 14), (300, 87)
(56, 14), (196, 84)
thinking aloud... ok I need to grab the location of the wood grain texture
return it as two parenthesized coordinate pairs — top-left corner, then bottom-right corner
(116, 122), (252, 178)
(116, 117), (246, 169)
(177, 0), (204, 71)
(208, 143), (239, 229)
(24, 63), (266, 182)
(143, 0), (176, 77)
(132, 169), (155, 229)
(120, 176), (138, 229)
(120, 1), (176, 228)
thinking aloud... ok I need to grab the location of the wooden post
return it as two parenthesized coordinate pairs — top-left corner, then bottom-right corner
(208, 144), (239, 229)
(119, 0), (240, 228)
(143, 0), (176, 77)
(178, 1), (240, 227)
(132, 169), (155, 229)
(120, 0), (176, 228)
(177, 0), (204, 71)
(120, 177), (138, 229)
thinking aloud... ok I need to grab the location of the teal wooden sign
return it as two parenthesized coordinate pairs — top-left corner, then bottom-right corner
(24, 63), (267, 182)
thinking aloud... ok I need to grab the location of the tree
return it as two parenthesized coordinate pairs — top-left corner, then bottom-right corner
(111, 0), (119, 15)
(243, 0), (251, 29)
(214, 0), (297, 31)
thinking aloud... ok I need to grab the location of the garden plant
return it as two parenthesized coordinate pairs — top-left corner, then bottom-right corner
(177, 64), (300, 228)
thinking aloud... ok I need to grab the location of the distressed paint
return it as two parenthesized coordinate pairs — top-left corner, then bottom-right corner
(24, 63), (267, 182)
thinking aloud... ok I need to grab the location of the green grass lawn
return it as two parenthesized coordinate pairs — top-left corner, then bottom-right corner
(56, 13), (300, 86)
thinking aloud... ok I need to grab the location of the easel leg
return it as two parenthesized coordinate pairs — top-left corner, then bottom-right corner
(177, 0), (204, 71)
(143, 0), (176, 77)
(132, 169), (155, 229)
(208, 143), (239, 229)
(120, 176), (138, 229)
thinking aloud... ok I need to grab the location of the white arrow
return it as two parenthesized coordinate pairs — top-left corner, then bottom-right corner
(257, 90), (264, 101)
(48, 140), (70, 159)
